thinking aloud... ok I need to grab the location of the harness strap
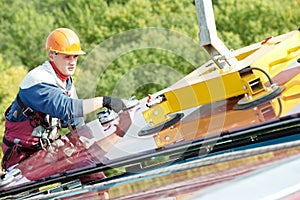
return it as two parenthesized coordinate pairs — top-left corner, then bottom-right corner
(2, 137), (17, 169)
(2, 137), (15, 148)
(2, 136), (51, 168)
(15, 95), (50, 129)
(3, 137), (41, 152)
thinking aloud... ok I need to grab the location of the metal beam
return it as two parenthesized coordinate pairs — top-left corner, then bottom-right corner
(195, 0), (238, 69)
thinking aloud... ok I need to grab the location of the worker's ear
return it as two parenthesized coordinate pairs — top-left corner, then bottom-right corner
(48, 51), (54, 61)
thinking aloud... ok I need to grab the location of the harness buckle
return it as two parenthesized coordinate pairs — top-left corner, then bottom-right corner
(22, 107), (34, 117)
(39, 138), (51, 150)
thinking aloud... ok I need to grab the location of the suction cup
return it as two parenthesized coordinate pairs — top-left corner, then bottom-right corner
(138, 113), (184, 136)
(233, 85), (283, 110)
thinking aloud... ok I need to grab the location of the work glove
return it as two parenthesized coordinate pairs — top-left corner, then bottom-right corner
(103, 96), (127, 113)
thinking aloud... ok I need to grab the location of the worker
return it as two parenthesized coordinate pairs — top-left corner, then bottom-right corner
(1, 28), (129, 180)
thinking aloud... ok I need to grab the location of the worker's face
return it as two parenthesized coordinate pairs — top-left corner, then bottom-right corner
(48, 51), (78, 76)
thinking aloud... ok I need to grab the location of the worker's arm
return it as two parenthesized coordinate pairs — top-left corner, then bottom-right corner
(82, 97), (103, 115)
(82, 96), (127, 115)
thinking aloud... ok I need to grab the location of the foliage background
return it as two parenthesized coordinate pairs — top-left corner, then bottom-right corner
(0, 0), (299, 163)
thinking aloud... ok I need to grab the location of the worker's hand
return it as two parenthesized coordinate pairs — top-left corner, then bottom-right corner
(103, 96), (127, 113)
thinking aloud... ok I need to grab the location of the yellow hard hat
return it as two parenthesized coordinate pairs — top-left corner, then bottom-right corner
(45, 28), (86, 55)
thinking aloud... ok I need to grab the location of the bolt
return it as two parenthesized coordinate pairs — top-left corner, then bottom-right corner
(165, 136), (170, 141)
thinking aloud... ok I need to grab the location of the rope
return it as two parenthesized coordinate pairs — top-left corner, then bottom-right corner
(26, 139), (300, 200)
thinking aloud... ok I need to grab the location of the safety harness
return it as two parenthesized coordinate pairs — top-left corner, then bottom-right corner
(15, 95), (51, 129)
(2, 95), (58, 169)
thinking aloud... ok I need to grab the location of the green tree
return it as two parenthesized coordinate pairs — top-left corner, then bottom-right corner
(0, 1), (55, 68)
(213, 0), (300, 49)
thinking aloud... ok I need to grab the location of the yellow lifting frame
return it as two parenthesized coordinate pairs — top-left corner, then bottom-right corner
(142, 69), (260, 125)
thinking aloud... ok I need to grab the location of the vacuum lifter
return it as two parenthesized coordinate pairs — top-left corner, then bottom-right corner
(139, 0), (299, 136)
